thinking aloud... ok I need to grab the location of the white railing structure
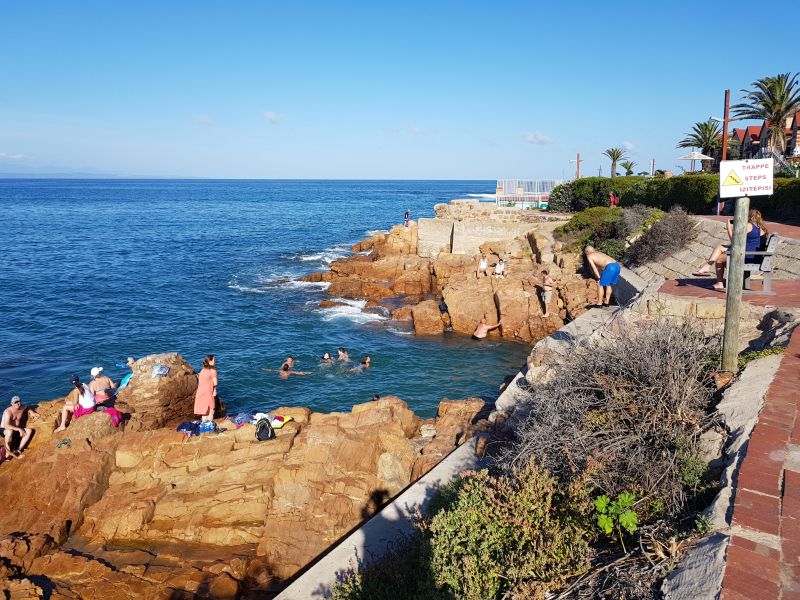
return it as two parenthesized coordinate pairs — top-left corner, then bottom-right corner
(755, 148), (799, 178)
(495, 179), (566, 208)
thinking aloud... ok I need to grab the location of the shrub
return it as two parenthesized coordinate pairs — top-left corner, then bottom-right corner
(620, 175), (718, 214)
(618, 204), (665, 239)
(547, 182), (574, 212)
(738, 346), (785, 369)
(596, 239), (626, 260)
(625, 207), (698, 267)
(751, 178), (800, 223)
(502, 319), (720, 516)
(570, 177), (646, 211)
(428, 463), (591, 600)
(557, 206), (622, 235)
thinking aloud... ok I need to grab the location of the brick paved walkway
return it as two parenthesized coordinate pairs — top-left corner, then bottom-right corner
(720, 328), (800, 599)
(659, 278), (800, 309)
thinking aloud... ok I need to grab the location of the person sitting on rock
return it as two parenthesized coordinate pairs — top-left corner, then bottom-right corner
(494, 258), (507, 278)
(55, 375), (96, 433)
(584, 245), (620, 307)
(88, 366), (116, 403)
(2, 396), (39, 459)
(477, 254), (489, 278)
(472, 316), (503, 340)
(337, 347), (350, 362)
(540, 270), (555, 318)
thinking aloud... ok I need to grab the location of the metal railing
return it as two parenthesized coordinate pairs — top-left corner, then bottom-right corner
(755, 148), (799, 177)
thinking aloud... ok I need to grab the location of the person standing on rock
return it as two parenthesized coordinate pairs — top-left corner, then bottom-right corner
(540, 270), (555, 318)
(472, 316), (503, 340)
(584, 245), (620, 307)
(55, 375), (96, 433)
(2, 396), (39, 459)
(404, 209), (410, 227)
(194, 355), (218, 423)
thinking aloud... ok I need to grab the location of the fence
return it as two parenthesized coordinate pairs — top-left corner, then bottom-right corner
(495, 179), (566, 208)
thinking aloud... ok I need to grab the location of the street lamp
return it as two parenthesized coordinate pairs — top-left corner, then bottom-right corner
(711, 89), (731, 216)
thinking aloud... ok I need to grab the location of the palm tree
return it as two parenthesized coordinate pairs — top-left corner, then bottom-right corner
(732, 72), (800, 154)
(677, 120), (721, 172)
(619, 160), (637, 176)
(603, 148), (627, 178)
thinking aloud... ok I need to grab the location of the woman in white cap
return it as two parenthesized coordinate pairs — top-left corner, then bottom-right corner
(88, 367), (116, 403)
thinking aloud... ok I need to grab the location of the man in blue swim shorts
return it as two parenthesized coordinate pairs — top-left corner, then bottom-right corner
(585, 245), (620, 307)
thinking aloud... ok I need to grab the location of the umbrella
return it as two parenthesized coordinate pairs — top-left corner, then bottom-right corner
(678, 150), (714, 173)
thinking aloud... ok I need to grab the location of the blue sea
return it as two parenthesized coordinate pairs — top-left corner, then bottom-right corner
(0, 180), (530, 418)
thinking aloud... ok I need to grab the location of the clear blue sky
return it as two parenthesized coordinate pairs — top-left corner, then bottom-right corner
(0, 1), (796, 179)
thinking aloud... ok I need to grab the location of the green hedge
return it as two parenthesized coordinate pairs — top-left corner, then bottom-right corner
(552, 174), (800, 221)
(620, 175), (718, 214)
(750, 178), (800, 222)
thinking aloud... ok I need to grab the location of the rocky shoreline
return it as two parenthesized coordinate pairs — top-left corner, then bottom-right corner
(0, 351), (492, 598)
(302, 205), (599, 343)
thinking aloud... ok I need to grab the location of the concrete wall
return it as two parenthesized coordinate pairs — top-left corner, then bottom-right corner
(451, 221), (534, 255)
(417, 218), (453, 258)
(418, 218), (536, 259)
(434, 199), (568, 224)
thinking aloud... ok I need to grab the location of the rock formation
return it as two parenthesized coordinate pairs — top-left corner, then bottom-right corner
(0, 355), (486, 598)
(308, 214), (599, 344)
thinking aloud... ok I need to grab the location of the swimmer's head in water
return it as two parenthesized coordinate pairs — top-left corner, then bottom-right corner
(322, 353), (331, 360)
(281, 364), (290, 371)
(362, 355), (370, 365)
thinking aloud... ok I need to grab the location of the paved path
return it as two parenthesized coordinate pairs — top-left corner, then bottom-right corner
(720, 328), (800, 599)
(658, 278), (800, 309)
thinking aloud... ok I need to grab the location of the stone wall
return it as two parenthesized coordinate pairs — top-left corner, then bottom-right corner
(630, 217), (800, 284)
(434, 199), (569, 224)
(418, 218), (537, 259)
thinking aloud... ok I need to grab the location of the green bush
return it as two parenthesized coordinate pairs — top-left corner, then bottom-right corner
(557, 206), (622, 234)
(547, 182), (574, 212)
(751, 178), (800, 223)
(738, 346), (786, 369)
(596, 239), (626, 260)
(428, 463), (590, 600)
(569, 177), (646, 211)
(620, 175), (718, 214)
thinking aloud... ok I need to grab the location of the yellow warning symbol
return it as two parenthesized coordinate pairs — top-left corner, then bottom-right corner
(723, 171), (742, 186)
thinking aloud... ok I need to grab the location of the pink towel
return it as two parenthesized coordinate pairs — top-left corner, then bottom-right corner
(102, 407), (122, 427)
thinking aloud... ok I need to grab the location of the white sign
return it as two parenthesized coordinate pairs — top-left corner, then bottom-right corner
(719, 158), (773, 198)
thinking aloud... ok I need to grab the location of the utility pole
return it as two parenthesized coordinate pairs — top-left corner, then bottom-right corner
(569, 152), (583, 179)
(721, 89), (730, 161)
(721, 196), (750, 373)
(650, 159), (655, 176)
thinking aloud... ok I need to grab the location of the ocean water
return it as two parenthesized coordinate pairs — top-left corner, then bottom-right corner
(0, 179), (530, 418)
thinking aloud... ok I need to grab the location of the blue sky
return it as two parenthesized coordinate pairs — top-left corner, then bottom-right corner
(0, 1), (796, 179)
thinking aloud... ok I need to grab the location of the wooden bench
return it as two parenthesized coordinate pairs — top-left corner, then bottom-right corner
(727, 233), (780, 295)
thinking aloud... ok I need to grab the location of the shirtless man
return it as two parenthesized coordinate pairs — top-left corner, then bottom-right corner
(280, 356), (295, 370)
(337, 347), (350, 362)
(472, 316), (503, 340)
(540, 270), (555, 318)
(2, 396), (39, 459)
(277, 364), (311, 378)
(584, 245), (621, 306)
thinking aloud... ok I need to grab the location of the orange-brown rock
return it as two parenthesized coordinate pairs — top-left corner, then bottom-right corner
(299, 271), (332, 283)
(1, 387), (485, 597)
(441, 277), (498, 336)
(391, 305), (414, 321)
(412, 300), (445, 335)
(116, 353), (205, 430)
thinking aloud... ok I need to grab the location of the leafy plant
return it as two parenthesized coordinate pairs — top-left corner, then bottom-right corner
(738, 346), (786, 369)
(694, 514), (713, 535)
(427, 463), (590, 600)
(625, 207), (698, 267)
(596, 238), (626, 260)
(594, 492), (638, 552)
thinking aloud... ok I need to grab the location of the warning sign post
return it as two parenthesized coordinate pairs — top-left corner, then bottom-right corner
(719, 158), (774, 198)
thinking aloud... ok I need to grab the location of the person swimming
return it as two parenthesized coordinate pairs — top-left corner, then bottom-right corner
(351, 355), (371, 373)
(321, 352), (332, 363)
(337, 347), (350, 361)
(278, 363), (311, 378)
